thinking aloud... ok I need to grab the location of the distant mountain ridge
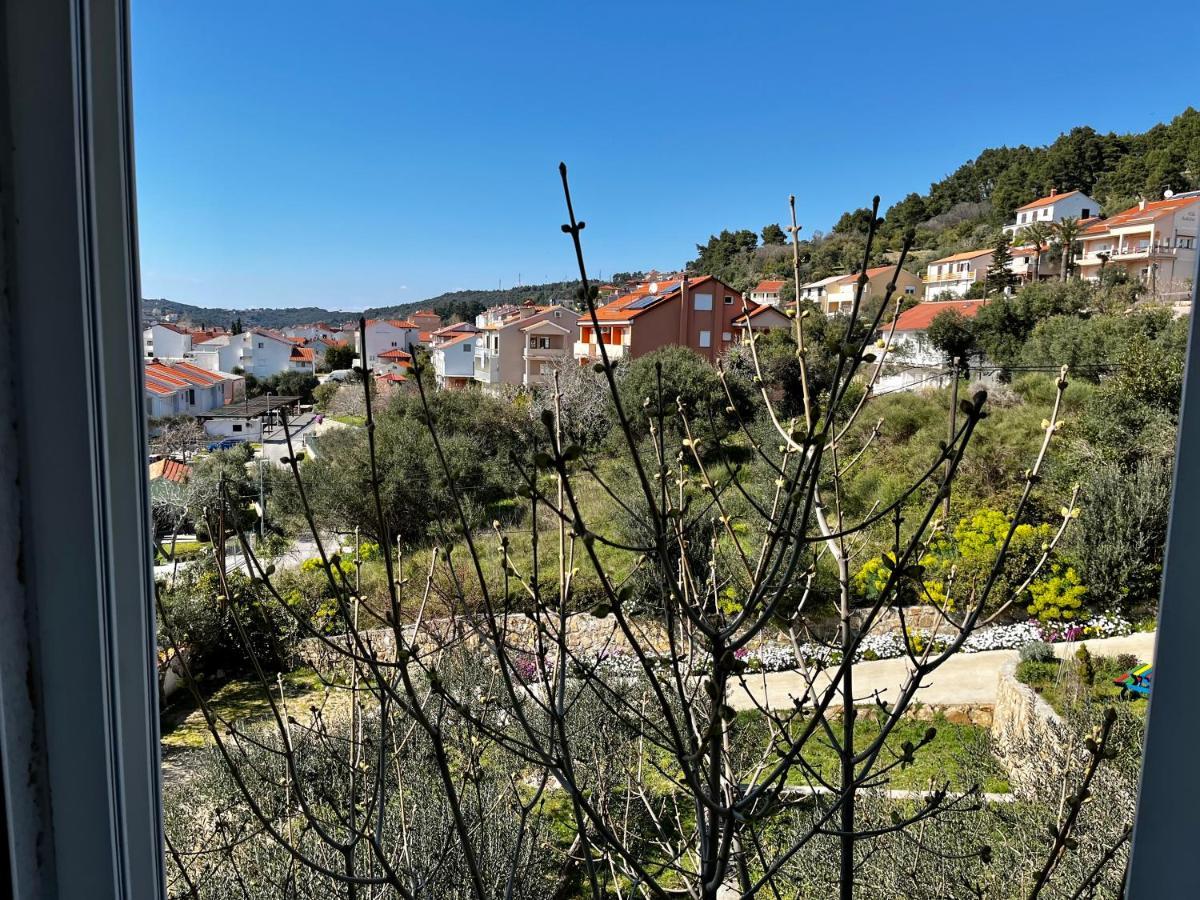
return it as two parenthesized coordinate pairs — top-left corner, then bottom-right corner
(143, 279), (586, 330)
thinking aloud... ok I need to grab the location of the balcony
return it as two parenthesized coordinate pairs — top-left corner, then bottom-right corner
(474, 355), (499, 384)
(573, 340), (625, 360)
(1077, 244), (1180, 266)
(523, 345), (565, 361)
(923, 270), (978, 284)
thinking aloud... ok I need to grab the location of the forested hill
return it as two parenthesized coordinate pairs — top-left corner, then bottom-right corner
(143, 280), (584, 330)
(692, 107), (1200, 294)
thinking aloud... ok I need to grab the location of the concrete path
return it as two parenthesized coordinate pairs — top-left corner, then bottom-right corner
(729, 632), (1156, 712)
(153, 533), (332, 580)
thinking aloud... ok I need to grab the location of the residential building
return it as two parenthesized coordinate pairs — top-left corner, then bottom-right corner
(430, 326), (478, 389)
(197, 394), (303, 440)
(474, 303), (581, 389)
(376, 347), (413, 377)
(1007, 244), (1051, 283)
(923, 249), (992, 299)
(749, 279), (786, 307)
(731, 303), (791, 338)
(1003, 189), (1099, 236)
(142, 322), (192, 358)
(797, 274), (844, 306)
(355, 318), (419, 367)
(410, 309), (442, 333)
(821, 266), (923, 314)
(282, 322), (339, 341)
(573, 275), (761, 365)
(148, 458), (191, 484)
(1075, 193), (1200, 299)
(143, 359), (244, 418)
(191, 329), (316, 378)
(876, 298), (989, 393)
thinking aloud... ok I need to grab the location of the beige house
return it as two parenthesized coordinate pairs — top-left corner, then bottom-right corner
(1076, 193), (1199, 300)
(923, 249), (992, 299)
(822, 266), (923, 314)
(474, 303), (581, 391)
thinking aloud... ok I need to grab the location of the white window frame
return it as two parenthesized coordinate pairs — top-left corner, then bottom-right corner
(693, 293), (713, 311)
(698, 330), (712, 348)
(1, 3), (165, 896)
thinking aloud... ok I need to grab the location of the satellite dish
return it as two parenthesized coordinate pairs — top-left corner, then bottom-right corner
(1164, 189), (1175, 199)
(648, 282), (658, 294)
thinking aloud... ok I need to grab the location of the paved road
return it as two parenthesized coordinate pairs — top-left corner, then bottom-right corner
(153, 533), (333, 580)
(729, 632), (1156, 711)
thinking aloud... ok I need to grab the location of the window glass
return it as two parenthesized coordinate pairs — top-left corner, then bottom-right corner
(698, 330), (711, 347)
(694, 293), (713, 311)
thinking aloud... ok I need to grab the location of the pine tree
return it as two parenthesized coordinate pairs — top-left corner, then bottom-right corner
(984, 233), (1018, 296)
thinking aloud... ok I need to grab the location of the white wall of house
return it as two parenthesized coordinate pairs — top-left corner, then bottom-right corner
(1004, 191), (1099, 236)
(923, 253), (991, 299)
(356, 321), (418, 365)
(432, 335), (477, 385)
(142, 324), (191, 358)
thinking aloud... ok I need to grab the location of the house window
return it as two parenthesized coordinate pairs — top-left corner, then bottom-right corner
(390, 341), (398, 347)
(904, 286), (916, 295)
(722, 331), (733, 342)
(724, 295), (734, 305)
(694, 293), (713, 311)
(553, 310), (561, 317)
(1082, 208), (1091, 219)
(187, 389), (195, 404)
(698, 330), (711, 348)
(463, 343), (471, 352)
(232, 423), (242, 432)
(257, 341), (264, 349)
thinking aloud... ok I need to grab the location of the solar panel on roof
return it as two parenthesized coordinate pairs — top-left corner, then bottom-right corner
(658, 282), (680, 294)
(627, 295), (659, 309)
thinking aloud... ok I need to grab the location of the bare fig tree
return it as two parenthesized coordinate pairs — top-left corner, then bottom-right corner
(160, 166), (1120, 900)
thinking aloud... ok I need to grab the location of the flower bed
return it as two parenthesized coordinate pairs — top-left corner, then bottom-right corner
(505, 614), (1137, 681)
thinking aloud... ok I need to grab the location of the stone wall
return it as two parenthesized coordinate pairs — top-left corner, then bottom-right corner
(990, 659), (1078, 796)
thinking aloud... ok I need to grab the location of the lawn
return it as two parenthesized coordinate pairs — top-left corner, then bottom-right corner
(1016, 653), (1149, 719)
(160, 668), (327, 751)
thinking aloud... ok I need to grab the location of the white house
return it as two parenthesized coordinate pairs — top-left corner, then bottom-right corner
(191, 329), (315, 378)
(749, 279), (785, 307)
(142, 322), (192, 359)
(875, 298), (989, 393)
(1003, 189), (1099, 236)
(355, 319), (419, 367)
(1075, 193), (1200, 300)
(797, 274), (844, 306)
(923, 249), (992, 299)
(430, 327), (477, 389)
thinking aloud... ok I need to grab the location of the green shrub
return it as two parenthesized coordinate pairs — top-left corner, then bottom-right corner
(1019, 640), (1055, 663)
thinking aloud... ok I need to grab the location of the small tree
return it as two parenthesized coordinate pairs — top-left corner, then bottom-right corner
(149, 414), (205, 462)
(984, 233), (1018, 296)
(926, 309), (977, 369)
(324, 341), (355, 371)
(1017, 222), (1052, 282)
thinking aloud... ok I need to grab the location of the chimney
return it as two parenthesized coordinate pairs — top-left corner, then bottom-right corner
(1049, 188), (1058, 197)
(1138, 198), (1147, 211)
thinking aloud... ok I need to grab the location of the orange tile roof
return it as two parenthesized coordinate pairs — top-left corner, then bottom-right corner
(144, 363), (192, 388)
(929, 248), (992, 265)
(732, 303), (786, 325)
(892, 299), (987, 332)
(591, 275), (716, 322)
(168, 360), (225, 384)
(149, 459), (192, 483)
(828, 266), (897, 287)
(378, 348), (412, 360)
(434, 331), (475, 348)
(418, 331), (433, 342)
(151, 321), (188, 334)
(1016, 190), (1081, 211)
(752, 280), (785, 294)
(290, 347), (315, 362)
(144, 380), (176, 396)
(1083, 196), (1200, 234)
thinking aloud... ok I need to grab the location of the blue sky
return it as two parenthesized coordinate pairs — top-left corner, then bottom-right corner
(132, 1), (1200, 310)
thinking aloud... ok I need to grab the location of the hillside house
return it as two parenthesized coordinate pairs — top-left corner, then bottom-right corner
(355, 319), (419, 367)
(474, 303), (580, 390)
(430, 325), (478, 389)
(749, 279), (786, 307)
(731, 303), (791, 339)
(191, 329), (316, 378)
(573, 275), (757, 365)
(822, 267), (923, 314)
(923, 249), (992, 299)
(1003, 189), (1098, 236)
(875, 298), (988, 393)
(797, 274), (844, 307)
(1075, 193), (1200, 300)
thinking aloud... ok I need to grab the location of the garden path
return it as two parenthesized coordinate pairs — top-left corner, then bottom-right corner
(729, 632), (1156, 711)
